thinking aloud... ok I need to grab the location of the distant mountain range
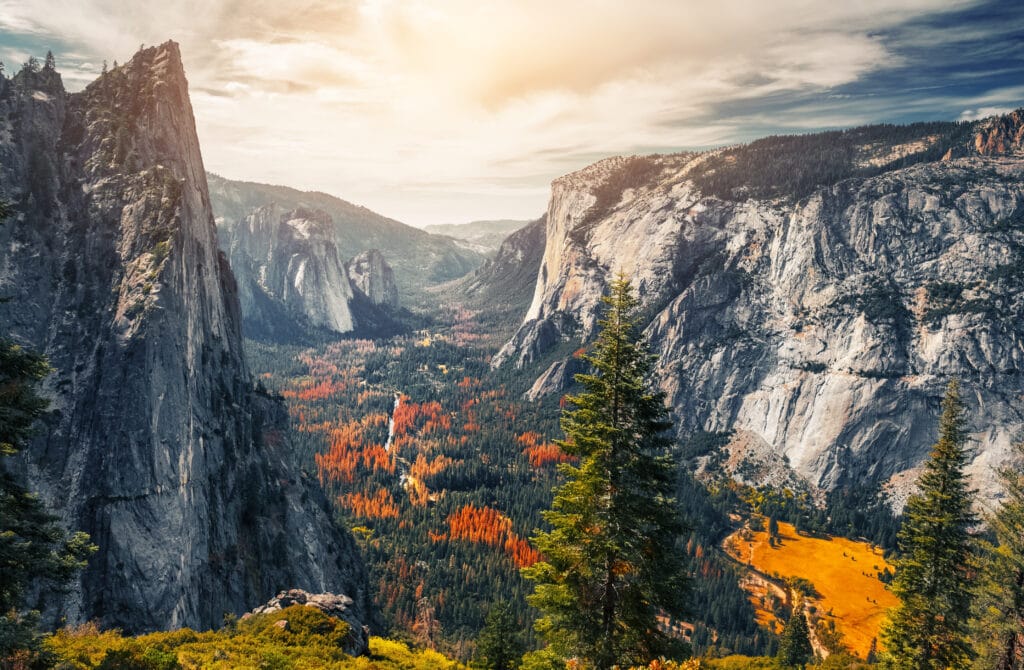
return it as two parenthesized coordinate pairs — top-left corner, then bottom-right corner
(424, 219), (533, 254)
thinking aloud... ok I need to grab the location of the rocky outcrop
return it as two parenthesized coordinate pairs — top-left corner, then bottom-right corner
(348, 249), (398, 308)
(495, 112), (1024, 505)
(221, 204), (358, 335)
(209, 174), (485, 306)
(247, 589), (369, 656)
(0, 43), (369, 632)
(972, 109), (1024, 156)
(219, 205), (403, 338)
(525, 355), (586, 402)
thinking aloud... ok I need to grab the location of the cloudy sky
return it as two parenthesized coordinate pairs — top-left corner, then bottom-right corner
(1, 0), (1022, 226)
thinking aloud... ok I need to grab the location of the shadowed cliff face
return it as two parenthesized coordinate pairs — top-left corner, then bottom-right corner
(496, 114), (1024, 506)
(459, 217), (546, 314)
(218, 203), (401, 339)
(348, 248), (398, 309)
(0, 43), (369, 632)
(223, 204), (358, 336)
(208, 173), (486, 309)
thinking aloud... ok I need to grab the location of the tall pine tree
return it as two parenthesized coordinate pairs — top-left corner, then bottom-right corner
(881, 379), (977, 670)
(474, 601), (524, 670)
(1, 338), (95, 662)
(777, 599), (814, 668)
(971, 441), (1024, 670)
(523, 274), (689, 670)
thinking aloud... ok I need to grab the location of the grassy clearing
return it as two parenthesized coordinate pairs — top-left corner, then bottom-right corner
(725, 521), (898, 658)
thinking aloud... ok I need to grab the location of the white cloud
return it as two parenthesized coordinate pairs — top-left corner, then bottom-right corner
(0, 0), (997, 225)
(959, 106), (1014, 121)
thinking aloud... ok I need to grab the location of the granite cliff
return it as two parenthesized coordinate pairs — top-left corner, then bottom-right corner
(495, 113), (1024, 505)
(348, 248), (398, 308)
(0, 44), (369, 632)
(457, 216), (546, 317)
(208, 174), (485, 309)
(218, 203), (400, 338)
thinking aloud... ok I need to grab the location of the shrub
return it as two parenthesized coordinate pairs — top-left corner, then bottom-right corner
(46, 609), (465, 670)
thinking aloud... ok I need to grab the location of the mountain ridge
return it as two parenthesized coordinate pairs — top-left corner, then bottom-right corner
(494, 108), (1024, 506)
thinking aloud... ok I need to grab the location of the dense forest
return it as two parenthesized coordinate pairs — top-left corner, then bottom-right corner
(240, 292), (905, 662)
(689, 121), (979, 202)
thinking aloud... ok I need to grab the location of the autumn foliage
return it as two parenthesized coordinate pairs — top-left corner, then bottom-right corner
(255, 331), (564, 652)
(315, 417), (394, 484)
(392, 399), (451, 440)
(341, 488), (400, 519)
(517, 431), (574, 468)
(409, 453), (454, 481)
(437, 504), (541, 568)
(281, 378), (348, 401)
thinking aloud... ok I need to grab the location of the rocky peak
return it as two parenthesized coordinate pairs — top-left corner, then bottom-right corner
(9, 59), (63, 96)
(347, 248), (398, 308)
(223, 204), (357, 336)
(283, 207), (335, 239)
(0, 44), (369, 632)
(74, 42), (200, 181)
(973, 108), (1024, 156)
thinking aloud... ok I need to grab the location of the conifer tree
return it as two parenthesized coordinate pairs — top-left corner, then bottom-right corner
(777, 601), (814, 668)
(867, 638), (879, 664)
(1, 338), (95, 662)
(43, 50), (55, 71)
(971, 441), (1024, 670)
(523, 274), (689, 670)
(474, 601), (524, 670)
(881, 380), (977, 670)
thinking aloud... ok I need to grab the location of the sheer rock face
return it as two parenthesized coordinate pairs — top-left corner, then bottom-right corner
(219, 205), (402, 338)
(348, 249), (398, 308)
(223, 204), (357, 334)
(496, 113), (1024, 504)
(208, 174), (485, 305)
(0, 43), (369, 632)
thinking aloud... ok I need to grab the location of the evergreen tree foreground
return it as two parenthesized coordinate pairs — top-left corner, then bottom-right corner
(776, 600), (813, 668)
(1, 335), (96, 662)
(523, 275), (690, 670)
(881, 380), (976, 670)
(474, 601), (524, 670)
(972, 440), (1024, 670)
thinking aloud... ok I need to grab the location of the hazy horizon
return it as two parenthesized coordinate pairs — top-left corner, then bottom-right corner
(2, 0), (1022, 227)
